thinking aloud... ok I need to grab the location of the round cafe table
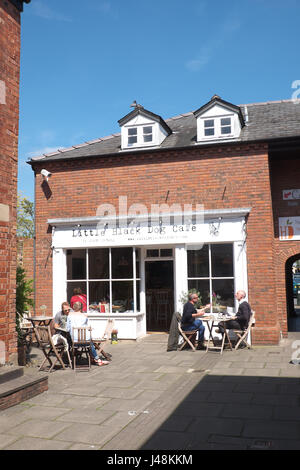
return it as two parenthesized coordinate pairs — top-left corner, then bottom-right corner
(201, 315), (234, 354)
(29, 316), (53, 327)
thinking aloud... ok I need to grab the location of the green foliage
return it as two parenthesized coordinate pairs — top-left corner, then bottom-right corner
(179, 288), (202, 308)
(16, 265), (34, 344)
(17, 194), (34, 238)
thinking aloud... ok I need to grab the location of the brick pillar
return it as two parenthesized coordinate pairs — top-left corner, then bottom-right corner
(0, 0), (24, 363)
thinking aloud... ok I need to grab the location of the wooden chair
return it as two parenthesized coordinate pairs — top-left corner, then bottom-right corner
(71, 326), (92, 371)
(178, 321), (197, 351)
(233, 311), (255, 350)
(92, 319), (115, 360)
(34, 325), (71, 372)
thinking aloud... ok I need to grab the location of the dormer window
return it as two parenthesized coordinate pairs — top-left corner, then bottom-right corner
(220, 117), (231, 135)
(119, 103), (172, 150)
(194, 95), (244, 143)
(128, 127), (137, 145)
(204, 119), (215, 137)
(127, 125), (153, 147)
(143, 126), (153, 143)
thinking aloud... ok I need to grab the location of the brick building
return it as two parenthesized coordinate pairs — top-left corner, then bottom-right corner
(0, 0), (30, 363)
(29, 96), (300, 344)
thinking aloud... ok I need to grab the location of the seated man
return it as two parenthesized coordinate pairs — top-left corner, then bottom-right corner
(181, 293), (210, 350)
(54, 301), (72, 329)
(217, 290), (252, 336)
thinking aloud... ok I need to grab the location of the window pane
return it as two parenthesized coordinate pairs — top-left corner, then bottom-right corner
(112, 247), (133, 279)
(221, 126), (231, 134)
(188, 279), (210, 306)
(128, 128), (137, 135)
(143, 126), (152, 134)
(211, 244), (233, 277)
(160, 248), (173, 257)
(88, 248), (109, 279)
(128, 136), (137, 144)
(88, 281), (110, 307)
(112, 281), (133, 312)
(67, 281), (87, 305)
(212, 279), (234, 307)
(67, 249), (86, 280)
(147, 249), (159, 258)
(188, 245), (209, 278)
(204, 120), (214, 127)
(221, 118), (231, 126)
(204, 128), (214, 136)
(143, 134), (152, 142)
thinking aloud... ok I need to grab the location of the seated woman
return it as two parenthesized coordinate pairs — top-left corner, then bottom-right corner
(66, 301), (109, 366)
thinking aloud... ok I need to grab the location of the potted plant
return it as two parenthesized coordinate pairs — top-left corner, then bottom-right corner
(16, 265), (34, 365)
(179, 289), (202, 309)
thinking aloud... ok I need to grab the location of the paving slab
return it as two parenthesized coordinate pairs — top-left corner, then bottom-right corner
(1, 333), (300, 450)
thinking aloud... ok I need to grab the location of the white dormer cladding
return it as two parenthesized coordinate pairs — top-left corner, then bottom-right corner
(194, 96), (245, 143)
(118, 104), (172, 151)
(121, 114), (169, 149)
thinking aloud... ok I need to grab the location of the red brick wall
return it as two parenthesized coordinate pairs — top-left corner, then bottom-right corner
(32, 142), (280, 343)
(0, 0), (21, 363)
(270, 156), (300, 337)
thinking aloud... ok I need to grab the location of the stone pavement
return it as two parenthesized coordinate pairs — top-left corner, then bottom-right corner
(1, 332), (300, 450)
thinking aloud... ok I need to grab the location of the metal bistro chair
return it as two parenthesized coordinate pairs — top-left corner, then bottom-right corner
(71, 326), (93, 371)
(233, 311), (256, 350)
(34, 324), (71, 372)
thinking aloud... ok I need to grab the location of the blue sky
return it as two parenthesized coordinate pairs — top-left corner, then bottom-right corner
(19, 0), (300, 201)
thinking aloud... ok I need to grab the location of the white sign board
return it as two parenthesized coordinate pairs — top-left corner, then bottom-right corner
(282, 189), (300, 200)
(52, 218), (245, 248)
(279, 217), (300, 241)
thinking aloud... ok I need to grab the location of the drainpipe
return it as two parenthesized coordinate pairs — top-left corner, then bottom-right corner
(33, 169), (36, 313)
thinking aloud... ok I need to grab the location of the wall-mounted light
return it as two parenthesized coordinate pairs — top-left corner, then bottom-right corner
(41, 169), (52, 182)
(209, 217), (222, 236)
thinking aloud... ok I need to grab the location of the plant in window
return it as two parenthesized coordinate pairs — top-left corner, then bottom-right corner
(179, 289), (202, 309)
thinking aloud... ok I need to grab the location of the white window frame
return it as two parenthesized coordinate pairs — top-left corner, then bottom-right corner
(201, 115), (234, 140)
(126, 124), (154, 148)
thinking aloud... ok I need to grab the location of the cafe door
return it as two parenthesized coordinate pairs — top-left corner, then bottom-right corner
(145, 260), (174, 331)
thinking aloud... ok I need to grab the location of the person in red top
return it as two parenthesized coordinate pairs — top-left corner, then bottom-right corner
(70, 287), (87, 313)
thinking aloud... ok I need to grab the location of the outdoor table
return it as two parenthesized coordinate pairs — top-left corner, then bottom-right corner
(201, 314), (234, 354)
(29, 316), (53, 327)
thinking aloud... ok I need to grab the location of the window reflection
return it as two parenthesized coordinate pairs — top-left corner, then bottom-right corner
(67, 249), (86, 280)
(88, 282), (109, 306)
(89, 249), (109, 279)
(112, 247), (133, 279)
(188, 280), (210, 305)
(211, 244), (233, 277)
(112, 281), (133, 312)
(212, 279), (234, 307)
(188, 245), (209, 278)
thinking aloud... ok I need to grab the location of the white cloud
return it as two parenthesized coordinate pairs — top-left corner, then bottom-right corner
(185, 14), (241, 72)
(31, 1), (72, 22)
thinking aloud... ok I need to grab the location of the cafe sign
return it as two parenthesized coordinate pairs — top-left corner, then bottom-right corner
(51, 217), (245, 248)
(279, 217), (300, 241)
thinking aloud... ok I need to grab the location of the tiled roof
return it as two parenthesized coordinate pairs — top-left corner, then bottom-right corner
(29, 99), (300, 164)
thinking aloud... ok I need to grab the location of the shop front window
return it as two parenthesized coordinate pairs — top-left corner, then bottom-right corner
(187, 244), (234, 309)
(66, 247), (140, 313)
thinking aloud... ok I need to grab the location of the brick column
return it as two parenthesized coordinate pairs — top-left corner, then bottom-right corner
(0, 0), (22, 363)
